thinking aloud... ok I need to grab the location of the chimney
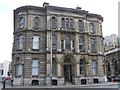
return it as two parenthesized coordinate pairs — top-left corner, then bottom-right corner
(76, 7), (81, 10)
(43, 2), (49, 7)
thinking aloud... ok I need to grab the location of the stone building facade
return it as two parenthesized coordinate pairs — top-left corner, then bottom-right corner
(12, 2), (105, 86)
(105, 47), (120, 78)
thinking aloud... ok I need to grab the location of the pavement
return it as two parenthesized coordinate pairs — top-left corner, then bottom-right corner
(0, 82), (119, 89)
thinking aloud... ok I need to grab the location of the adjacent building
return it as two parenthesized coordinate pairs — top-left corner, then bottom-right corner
(0, 61), (11, 82)
(105, 47), (120, 78)
(12, 3), (105, 86)
(0, 63), (3, 81)
(104, 34), (118, 51)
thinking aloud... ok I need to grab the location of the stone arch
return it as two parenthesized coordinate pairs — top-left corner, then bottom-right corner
(60, 54), (76, 64)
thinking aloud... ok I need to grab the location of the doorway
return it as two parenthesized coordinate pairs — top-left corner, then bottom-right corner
(64, 56), (73, 84)
(64, 64), (72, 83)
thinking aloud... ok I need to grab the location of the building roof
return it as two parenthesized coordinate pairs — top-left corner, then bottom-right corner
(14, 2), (103, 21)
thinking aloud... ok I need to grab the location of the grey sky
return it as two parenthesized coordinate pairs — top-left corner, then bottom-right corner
(0, 0), (118, 62)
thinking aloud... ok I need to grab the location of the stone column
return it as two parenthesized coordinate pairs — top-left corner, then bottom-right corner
(57, 17), (61, 30)
(75, 33), (79, 52)
(84, 34), (88, 52)
(84, 20), (87, 32)
(63, 40), (65, 49)
(97, 56), (105, 77)
(74, 19), (78, 30)
(46, 56), (51, 86)
(86, 58), (92, 77)
(47, 16), (51, 29)
(71, 40), (73, 51)
(57, 32), (61, 51)
(76, 63), (80, 76)
(46, 32), (51, 51)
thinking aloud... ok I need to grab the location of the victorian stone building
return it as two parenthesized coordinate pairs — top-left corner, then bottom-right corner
(12, 2), (105, 86)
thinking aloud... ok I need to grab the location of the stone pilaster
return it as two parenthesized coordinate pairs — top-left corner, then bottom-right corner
(57, 32), (61, 51)
(75, 33), (79, 52)
(46, 31), (51, 51)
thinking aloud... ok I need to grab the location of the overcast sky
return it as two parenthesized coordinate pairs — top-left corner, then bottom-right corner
(0, 0), (119, 63)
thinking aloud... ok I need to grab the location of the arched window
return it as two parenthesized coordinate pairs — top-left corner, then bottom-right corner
(16, 57), (23, 77)
(18, 35), (23, 49)
(51, 17), (57, 29)
(19, 17), (25, 29)
(90, 38), (96, 53)
(92, 60), (97, 76)
(79, 37), (85, 52)
(79, 59), (85, 74)
(52, 58), (57, 77)
(66, 18), (69, 29)
(52, 34), (57, 50)
(69, 19), (73, 29)
(32, 59), (39, 76)
(16, 64), (23, 77)
(34, 17), (40, 29)
(89, 23), (94, 34)
(66, 36), (70, 49)
(78, 20), (84, 31)
(33, 35), (39, 49)
(61, 18), (65, 29)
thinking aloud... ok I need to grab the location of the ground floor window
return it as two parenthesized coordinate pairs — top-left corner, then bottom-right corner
(16, 64), (23, 77)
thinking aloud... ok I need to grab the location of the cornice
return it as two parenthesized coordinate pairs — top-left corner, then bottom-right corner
(14, 4), (103, 22)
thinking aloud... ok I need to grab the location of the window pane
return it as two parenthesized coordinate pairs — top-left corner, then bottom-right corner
(92, 60), (97, 76)
(69, 19), (73, 29)
(32, 60), (38, 67)
(66, 36), (70, 49)
(79, 37), (84, 51)
(80, 59), (84, 74)
(51, 17), (57, 29)
(66, 19), (69, 29)
(19, 17), (24, 29)
(34, 17), (40, 29)
(16, 64), (23, 76)
(52, 59), (57, 77)
(89, 23), (94, 33)
(33, 35), (39, 49)
(18, 35), (23, 49)
(78, 20), (84, 31)
(91, 39), (96, 53)
(32, 60), (38, 76)
(32, 68), (38, 75)
(61, 18), (65, 29)
(52, 34), (57, 49)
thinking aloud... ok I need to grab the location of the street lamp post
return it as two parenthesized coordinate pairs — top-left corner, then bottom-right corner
(50, 30), (52, 87)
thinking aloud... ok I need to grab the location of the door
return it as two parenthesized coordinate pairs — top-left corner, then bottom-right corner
(64, 64), (72, 83)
